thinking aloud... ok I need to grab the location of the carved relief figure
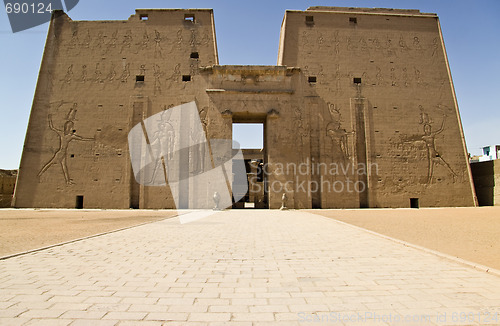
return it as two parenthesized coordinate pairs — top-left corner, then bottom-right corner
(121, 30), (133, 53)
(138, 30), (149, 53)
(68, 30), (79, 50)
(167, 64), (181, 82)
(120, 63), (130, 83)
(326, 103), (353, 163)
(38, 104), (94, 185)
(405, 113), (457, 183)
(153, 64), (162, 95)
(154, 30), (162, 58)
(432, 37), (439, 56)
(294, 108), (308, 153)
(107, 64), (116, 82)
(62, 64), (73, 85)
(333, 31), (340, 55)
(80, 65), (87, 83)
(82, 30), (91, 48)
(148, 110), (175, 184)
(108, 30), (118, 51)
(94, 63), (103, 83)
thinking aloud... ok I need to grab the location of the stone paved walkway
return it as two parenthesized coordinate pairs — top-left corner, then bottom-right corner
(0, 210), (499, 326)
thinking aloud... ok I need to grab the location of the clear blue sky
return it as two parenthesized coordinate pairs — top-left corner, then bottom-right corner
(0, 0), (498, 169)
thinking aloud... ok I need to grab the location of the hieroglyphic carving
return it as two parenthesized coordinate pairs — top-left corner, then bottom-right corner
(38, 103), (94, 185)
(140, 64), (146, 76)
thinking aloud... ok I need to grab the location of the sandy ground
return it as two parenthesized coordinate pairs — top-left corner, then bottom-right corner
(0, 209), (177, 257)
(309, 207), (500, 271)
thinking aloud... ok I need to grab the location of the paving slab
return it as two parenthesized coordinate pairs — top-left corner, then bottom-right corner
(0, 210), (499, 325)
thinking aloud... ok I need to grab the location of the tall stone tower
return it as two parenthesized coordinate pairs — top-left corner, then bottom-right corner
(13, 7), (477, 209)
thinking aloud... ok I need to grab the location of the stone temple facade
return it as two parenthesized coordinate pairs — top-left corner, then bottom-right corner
(13, 7), (477, 209)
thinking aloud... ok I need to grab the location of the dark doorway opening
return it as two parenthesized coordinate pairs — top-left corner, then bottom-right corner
(410, 198), (419, 209)
(232, 122), (267, 209)
(76, 196), (84, 209)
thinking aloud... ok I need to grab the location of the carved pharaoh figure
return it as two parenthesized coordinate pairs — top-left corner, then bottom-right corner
(38, 104), (94, 185)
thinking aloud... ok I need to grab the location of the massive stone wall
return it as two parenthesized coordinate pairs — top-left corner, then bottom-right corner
(13, 7), (476, 209)
(471, 160), (500, 206)
(0, 170), (17, 208)
(277, 7), (476, 208)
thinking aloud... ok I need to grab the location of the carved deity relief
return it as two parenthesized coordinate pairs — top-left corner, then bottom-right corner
(375, 66), (383, 85)
(398, 34), (408, 52)
(333, 31), (340, 55)
(402, 67), (409, 87)
(62, 64), (73, 86)
(136, 30), (149, 53)
(107, 64), (116, 82)
(385, 36), (397, 57)
(167, 63), (181, 82)
(326, 103), (353, 163)
(390, 67), (397, 86)
(68, 29), (79, 51)
(121, 30), (133, 53)
(154, 30), (162, 58)
(153, 64), (162, 95)
(414, 67), (422, 85)
(38, 103), (95, 185)
(147, 108), (176, 183)
(108, 30), (118, 52)
(176, 30), (183, 47)
(95, 32), (105, 50)
(432, 37), (439, 57)
(120, 63), (130, 83)
(80, 65), (87, 83)
(94, 63), (103, 83)
(82, 30), (91, 48)
(294, 107), (308, 155)
(190, 29), (197, 46)
(412, 36), (422, 50)
(403, 111), (457, 184)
